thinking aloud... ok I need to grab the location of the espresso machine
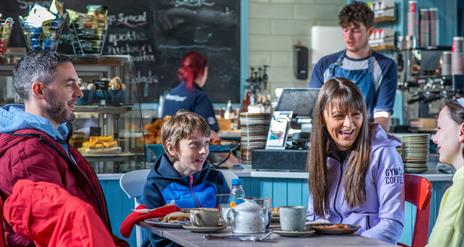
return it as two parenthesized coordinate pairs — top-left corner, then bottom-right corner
(397, 36), (464, 121)
(251, 88), (319, 171)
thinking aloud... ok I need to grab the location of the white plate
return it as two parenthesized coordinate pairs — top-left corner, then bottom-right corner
(273, 229), (315, 237)
(144, 218), (190, 228)
(182, 224), (227, 233)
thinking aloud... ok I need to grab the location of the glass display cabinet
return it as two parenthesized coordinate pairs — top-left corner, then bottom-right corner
(0, 54), (146, 173)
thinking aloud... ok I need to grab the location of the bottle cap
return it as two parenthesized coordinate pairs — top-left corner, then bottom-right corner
(231, 178), (241, 186)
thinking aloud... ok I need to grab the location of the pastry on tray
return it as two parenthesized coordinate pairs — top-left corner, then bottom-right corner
(79, 135), (121, 154)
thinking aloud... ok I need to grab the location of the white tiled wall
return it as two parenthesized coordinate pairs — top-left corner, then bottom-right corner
(248, 0), (345, 97)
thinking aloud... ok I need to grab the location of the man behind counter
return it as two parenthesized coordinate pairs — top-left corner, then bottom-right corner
(308, 1), (397, 131)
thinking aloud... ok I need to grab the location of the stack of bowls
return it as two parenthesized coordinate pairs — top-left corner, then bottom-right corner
(395, 134), (429, 173)
(239, 113), (271, 164)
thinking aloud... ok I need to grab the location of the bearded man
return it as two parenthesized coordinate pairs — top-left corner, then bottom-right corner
(0, 50), (127, 247)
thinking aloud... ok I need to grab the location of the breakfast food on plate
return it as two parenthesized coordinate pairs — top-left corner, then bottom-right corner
(79, 135), (121, 154)
(161, 211), (189, 223)
(315, 224), (351, 230)
(310, 223), (360, 234)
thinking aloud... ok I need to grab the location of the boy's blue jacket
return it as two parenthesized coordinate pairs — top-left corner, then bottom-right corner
(142, 153), (230, 247)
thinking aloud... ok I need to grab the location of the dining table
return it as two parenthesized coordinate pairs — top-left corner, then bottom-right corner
(139, 221), (395, 247)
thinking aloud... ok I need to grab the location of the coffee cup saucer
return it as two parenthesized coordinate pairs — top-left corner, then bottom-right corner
(182, 224), (227, 233)
(272, 228), (315, 238)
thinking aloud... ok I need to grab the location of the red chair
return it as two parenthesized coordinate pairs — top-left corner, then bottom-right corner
(398, 174), (433, 247)
(0, 199), (6, 247)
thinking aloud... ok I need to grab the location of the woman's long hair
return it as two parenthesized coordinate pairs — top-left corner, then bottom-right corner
(177, 51), (208, 90)
(308, 78), (371, 217)
(444, 99), (464, 159)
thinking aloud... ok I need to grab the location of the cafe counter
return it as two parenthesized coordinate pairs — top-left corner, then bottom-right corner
(224, 166), (453, 181)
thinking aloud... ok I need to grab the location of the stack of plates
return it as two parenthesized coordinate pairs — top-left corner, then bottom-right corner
(396, 134), (429, 173)
(239, 113), (271, 164)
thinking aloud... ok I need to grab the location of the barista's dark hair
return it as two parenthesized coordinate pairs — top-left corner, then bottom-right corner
(338, 1), (374, 28)
(444, 99), (464, 159)
(13, 50), (71, 100)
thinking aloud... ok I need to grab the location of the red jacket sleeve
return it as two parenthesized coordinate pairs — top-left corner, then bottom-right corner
(1, 139), (65, 246)
(4, 179), (116, 247)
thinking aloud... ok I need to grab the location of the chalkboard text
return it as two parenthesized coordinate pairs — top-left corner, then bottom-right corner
(107, 31), (148, 46)
(135, 70), (159, 84)
(107, 44), (155, 62)
(174, 0), (215, 8)
(108, 11), (147, 28)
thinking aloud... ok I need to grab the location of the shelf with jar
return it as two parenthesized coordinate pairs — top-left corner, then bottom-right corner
(369, 27), (396, 52)
(368, 0), (397, 53)
(374, 16), (396, 24)
(371, 0), (396, 24)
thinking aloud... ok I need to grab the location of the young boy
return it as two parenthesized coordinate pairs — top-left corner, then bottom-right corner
(142, 111), (230, 247)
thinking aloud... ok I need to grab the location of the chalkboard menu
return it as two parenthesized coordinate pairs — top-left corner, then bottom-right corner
(0, 0), (241, 103)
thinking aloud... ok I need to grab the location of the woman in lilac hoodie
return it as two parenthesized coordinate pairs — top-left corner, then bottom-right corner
(307, 78), (404, 244)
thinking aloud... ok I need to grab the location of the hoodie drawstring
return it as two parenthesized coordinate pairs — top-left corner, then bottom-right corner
(189, 175), (201, 208)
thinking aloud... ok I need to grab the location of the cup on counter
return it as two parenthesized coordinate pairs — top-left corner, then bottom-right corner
(452, 37), (464, 75)
(279, 206), (306, 231)
(442, 51), (452, 76)
(189, 208), (220, 227)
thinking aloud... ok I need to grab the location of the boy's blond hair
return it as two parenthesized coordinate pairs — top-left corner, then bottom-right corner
(161, 111), (211, 161)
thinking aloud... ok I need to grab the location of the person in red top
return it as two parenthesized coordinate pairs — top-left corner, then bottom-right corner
(0, 50), (127, 246)
(4, 179), (116, 247)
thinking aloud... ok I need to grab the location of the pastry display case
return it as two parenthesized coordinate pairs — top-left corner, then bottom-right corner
(0, 54), (146, 173)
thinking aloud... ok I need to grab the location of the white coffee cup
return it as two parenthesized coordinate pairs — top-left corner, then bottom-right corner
(189, 208), (220, 227)
(279, 206), (305, 231)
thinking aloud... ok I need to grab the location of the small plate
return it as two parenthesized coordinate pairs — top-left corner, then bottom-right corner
(310, 224), (360, 235)
(182, 224), (227, 233)
(144, 218), (190, 228)
(273, 229), (315, 238)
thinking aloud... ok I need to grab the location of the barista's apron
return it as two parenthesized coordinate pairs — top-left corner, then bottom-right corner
(326, 51), (376, 119)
